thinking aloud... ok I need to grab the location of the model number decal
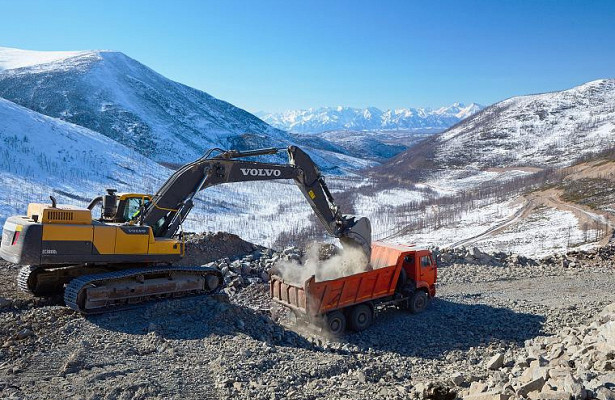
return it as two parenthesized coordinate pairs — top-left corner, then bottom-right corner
(121, 226), (150, 234)
(42, 249), (58, 255)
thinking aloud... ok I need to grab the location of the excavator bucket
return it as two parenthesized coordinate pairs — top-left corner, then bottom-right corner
(339, 216), (372, 261)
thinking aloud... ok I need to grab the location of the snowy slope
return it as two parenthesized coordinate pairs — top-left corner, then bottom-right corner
(385, 79), (615, 176)
(0, 96), (169, 220)
(0, 47), (374, 172)
(363, 79), (615, 257)
(0, 97), (348, 248)
(0, 48), (91, 72)
(257, 103), (483, 133)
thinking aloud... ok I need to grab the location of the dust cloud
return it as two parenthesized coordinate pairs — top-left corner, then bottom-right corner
(273, 243), (371, 285)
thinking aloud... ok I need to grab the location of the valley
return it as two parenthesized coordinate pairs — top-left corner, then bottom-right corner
(2, 0), (615, 398)
(0, 38), (614, 400)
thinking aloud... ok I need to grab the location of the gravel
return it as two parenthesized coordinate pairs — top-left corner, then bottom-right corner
(0, 238), (614, 399)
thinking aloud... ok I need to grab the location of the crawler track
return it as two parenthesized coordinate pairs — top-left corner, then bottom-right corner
(64, 266), (223, 314)
(17, 265), (39, 293)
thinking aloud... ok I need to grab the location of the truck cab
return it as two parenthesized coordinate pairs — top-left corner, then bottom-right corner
(400, 248), (437, 298)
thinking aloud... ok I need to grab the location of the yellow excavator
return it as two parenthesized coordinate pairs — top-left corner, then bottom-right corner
(0, 146), (371, 314)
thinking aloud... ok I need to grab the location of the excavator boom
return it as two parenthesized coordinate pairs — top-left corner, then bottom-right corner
(140, 146), (371, 257)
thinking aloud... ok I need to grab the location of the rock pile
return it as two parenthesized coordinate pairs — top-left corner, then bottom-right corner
(458, 304), (615, 400)
(542, 245), (615, 269)
(435, 245), (615, 285)
(174, 231), (264, 267)
(436, 244), (615, 270)
(435, 247), (536, 267)
(200, 246), (303, 295)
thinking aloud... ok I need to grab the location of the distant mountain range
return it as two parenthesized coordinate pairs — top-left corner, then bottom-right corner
(257, 103), (483, 133)
(381, 79), (615, 179)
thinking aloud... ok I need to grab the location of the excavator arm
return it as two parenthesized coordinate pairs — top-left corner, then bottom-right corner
(139, 146), (372, 257)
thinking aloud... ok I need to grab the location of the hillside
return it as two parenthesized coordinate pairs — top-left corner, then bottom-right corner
(0, 97), (169, 219)
(380, 79), (615, 180)
(0, 47), (373, 172)
(257, 103), (483, 134)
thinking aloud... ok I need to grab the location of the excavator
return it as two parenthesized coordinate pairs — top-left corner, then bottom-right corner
(0, 146), (371, 314)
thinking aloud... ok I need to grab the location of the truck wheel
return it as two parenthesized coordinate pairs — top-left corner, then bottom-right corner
(325, 310), (346, 336)
(349, 304), (373, 332)
(409, 291), (428, 314)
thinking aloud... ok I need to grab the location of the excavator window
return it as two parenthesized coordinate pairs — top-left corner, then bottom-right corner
(123, 197), (143, 221)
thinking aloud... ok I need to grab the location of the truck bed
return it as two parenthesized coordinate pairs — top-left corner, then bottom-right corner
(270, 264), (401, 318)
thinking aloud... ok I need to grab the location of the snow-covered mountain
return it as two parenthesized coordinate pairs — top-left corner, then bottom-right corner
(0, 47), (291, 166)
(257, 103), (483, 134)
(0, 47), (368, 173)
(383, 79), (615, 177)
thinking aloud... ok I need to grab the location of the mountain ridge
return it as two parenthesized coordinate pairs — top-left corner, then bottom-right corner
(378, 79), (615, 180)
(257, 103), (483, 133)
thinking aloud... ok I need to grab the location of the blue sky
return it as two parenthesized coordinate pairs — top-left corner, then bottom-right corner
(1, 0), (614, 113)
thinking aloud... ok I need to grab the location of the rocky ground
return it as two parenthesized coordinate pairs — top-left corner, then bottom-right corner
(0, 236), (614, 399)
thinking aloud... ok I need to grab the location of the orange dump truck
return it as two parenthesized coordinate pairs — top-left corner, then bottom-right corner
(270, 242), (437, 335)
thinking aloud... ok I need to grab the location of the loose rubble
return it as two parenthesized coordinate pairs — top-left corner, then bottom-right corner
(459, 304), (615, 400)
(0, 237), (614, 399)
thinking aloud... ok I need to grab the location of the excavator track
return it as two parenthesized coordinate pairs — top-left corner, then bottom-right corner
(17, 265), (39, 294)
(18, 265), (66, 296)
(64, 266), (223, 314)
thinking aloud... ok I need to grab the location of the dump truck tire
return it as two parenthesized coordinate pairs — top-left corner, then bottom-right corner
(325, 310), (346, 336)
(349, 303), (373, 332)
(409, 290), (428, 314)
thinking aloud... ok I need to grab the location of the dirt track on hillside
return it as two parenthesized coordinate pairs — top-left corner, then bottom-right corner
(450, 188), (615, 249)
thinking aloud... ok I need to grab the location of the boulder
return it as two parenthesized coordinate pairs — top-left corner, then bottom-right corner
(487, 354), (505, 370)
(517, 377), (545, 397)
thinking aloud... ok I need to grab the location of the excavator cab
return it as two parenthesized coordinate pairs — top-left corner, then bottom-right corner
(116, 194), (151, 223)
(91, 189), (151, 223)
